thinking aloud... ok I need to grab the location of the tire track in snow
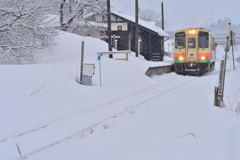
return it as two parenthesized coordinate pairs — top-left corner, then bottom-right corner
(0, 74), (179, 143)
(14, 76), (198, 160)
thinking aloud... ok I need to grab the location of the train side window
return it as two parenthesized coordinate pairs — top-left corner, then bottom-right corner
(199, 32), (209, 48)
(188, 38), (196, 48)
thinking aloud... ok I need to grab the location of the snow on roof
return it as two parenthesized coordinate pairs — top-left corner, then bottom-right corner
(112, 11), (168, 37)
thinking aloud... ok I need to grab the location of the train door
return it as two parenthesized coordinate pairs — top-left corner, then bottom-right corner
(186, 32), (198, 63)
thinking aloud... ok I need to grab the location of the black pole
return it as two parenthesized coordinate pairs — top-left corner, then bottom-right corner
(107, 0), (113, 58)
(80, 41), (85, 84)
(160, 2), (165, 61)
(230, 31), (236, 70)
(135, 0), (139, 57)
(161, 2), (165, 31)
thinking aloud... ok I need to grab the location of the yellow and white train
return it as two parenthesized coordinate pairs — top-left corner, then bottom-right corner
(173, 28), (216, 75)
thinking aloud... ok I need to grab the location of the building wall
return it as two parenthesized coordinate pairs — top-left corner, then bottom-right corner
(112, 31), (130, 50)
(111, 22), (128, 31)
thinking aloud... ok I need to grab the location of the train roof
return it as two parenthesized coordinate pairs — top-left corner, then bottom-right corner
(175, 28), (210, 33)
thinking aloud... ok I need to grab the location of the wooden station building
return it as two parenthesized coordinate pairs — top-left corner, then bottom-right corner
(91, 11), (168, 61)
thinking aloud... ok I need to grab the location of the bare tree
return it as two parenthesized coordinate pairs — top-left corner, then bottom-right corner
(0, 0), (57, 64)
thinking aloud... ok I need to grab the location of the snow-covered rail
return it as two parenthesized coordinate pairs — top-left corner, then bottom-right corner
(0, 75), (178, 144)
(11, 75), (199, 160)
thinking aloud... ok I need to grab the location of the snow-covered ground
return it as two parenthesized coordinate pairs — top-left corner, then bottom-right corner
(0, 31), (240, 160)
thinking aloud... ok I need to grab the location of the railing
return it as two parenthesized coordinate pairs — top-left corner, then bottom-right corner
(214, 36), (240, 45)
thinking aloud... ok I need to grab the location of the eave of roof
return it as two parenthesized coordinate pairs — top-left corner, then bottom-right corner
(111, 11), (168, 37)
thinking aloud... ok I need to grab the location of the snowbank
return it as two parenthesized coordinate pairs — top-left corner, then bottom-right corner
(0, 31), (239, 160)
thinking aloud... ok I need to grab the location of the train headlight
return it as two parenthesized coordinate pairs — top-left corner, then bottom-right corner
(189, 30), (197, 34)
(200, 56), (206, 61)
(178, 56), (184, 61)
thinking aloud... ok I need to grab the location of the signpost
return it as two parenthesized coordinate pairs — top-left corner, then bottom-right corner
(214, 22), (232, 107)
(97, 54), (102, 86)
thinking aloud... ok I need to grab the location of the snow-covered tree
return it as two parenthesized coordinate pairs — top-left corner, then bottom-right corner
(59, 0), (105, 34)
(140, 9), (167, 28)
(208, 18), (240, 36)
(0, 0), (57, 64)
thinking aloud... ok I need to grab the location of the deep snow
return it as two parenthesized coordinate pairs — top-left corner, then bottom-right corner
(0, 31), (240, 160)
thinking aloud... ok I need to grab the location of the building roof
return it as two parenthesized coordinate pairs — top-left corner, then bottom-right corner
(111, 11), (168, 37)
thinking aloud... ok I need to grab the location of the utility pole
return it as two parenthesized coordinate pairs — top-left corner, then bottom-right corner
(161, 2), (165, 61)
(135, 0), (139, 57)
(230, 31), (236, 70)
(107, 0), (113, 58)
(161, 2), (165, 31)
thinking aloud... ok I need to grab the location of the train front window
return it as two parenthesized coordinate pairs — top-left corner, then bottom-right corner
(199, 32), (209, 48)
(188, 38), (196, 48)
(175, 32), (185, 49)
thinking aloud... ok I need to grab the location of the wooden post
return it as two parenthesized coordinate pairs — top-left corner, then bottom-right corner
(80, 41), (85, 84)
(219, 60), (225, 85)
(97, 54), (102, 86)
(214, 60), (225, 107)
(107, 0), (113, 58)
(16, 144), (23, 159)
(135, 0), (139, 57)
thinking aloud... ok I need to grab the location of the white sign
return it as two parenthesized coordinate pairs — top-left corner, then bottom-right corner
(83, 64), (95, 76)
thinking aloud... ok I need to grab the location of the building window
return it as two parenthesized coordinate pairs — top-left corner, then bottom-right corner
(117, 26), (122, 31)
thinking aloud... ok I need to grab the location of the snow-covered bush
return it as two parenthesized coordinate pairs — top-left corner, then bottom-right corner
(0, 0), (57, 64)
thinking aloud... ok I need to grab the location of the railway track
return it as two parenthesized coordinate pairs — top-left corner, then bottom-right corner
(9, 75), (198, 160)
(0, 74), (179, 144)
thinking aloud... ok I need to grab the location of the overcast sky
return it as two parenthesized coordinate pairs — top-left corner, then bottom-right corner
(111, 0), (239, 31)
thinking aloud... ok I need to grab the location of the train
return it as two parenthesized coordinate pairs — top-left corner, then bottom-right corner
(173, 28), (216, 75)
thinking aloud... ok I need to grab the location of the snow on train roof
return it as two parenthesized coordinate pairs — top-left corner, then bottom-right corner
(112, 11), (168, 37)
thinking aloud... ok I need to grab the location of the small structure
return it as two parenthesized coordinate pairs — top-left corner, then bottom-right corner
(91, 11), (168, 61)
(81, 63), (95, 86)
